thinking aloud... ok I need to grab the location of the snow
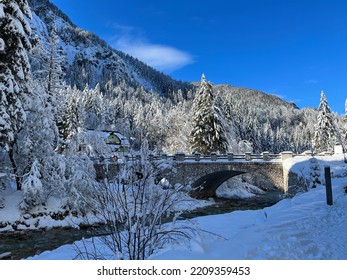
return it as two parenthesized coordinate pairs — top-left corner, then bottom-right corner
(24, 154), (347, 260)
(0, 190), (100, 232)
(0, 38), (4, 52)
(0, 4), (4, 19)
(216, 181), (264, 198)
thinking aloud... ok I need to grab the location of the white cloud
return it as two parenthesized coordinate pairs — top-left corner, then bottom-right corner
(108, 23), (195, 72)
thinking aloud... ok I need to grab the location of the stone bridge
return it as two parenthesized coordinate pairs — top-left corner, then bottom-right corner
(94, 151), (308, 198)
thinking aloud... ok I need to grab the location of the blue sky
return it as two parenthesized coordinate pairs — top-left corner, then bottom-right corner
(50, 0), (347, 114)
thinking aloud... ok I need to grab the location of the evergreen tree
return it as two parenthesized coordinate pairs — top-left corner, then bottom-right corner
(190, 74), (228, 154)
(20, 159), (44, 211)
(312, 91), (337, 153)
(0, 0), (32, 190)
(15, 83), (59, 177)
(61, 86), (85, 141)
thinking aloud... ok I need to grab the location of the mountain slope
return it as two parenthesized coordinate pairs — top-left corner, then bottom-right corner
(27, 0), (193, 96)
(214, 84), (299, 109)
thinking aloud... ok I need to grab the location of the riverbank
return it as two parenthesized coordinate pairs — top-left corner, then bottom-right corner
(0, 190), (282, 260)
(26, 174), (347, 260)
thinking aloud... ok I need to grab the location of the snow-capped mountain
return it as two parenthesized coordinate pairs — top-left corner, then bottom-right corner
(27, 0), (192, 96)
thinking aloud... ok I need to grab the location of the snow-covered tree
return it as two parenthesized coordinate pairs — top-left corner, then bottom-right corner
(163, 101), (192, 154)
(30, 24), (65, 101)
(190, 74), (228, 154)
(20, 159), (44, 210)
(81, 84), (104, 130)
(0, 0), (32, 190)
(39, 154), (66, 200)
(312, 91), (337, 153)
(16, 83), (59, 173)
(64, 154), (96, 212)
(58, 86), (85, 153)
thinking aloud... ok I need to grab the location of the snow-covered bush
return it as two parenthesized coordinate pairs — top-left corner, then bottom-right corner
(75, 146), (194, 260)
(0, 195), (4, 209)
(39, 154), (66, 200)
(20, 160), (44, 211)
(216, 175), (266, 199)
(64, 154), (96, 212)
(80, 132), (113, 158)
(309, 157), (321, 189)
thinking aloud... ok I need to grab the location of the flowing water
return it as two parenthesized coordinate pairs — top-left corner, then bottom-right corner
(0, 190), (283, 260)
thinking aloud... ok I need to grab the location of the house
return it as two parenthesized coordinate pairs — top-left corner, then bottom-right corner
(86, 130), (130, 152)
(103, 130), (129, 152)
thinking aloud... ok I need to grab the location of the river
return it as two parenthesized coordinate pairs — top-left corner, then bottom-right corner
(0, 190), (283, 260)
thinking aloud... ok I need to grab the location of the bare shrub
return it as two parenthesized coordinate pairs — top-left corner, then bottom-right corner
(75, 145), (195, 260)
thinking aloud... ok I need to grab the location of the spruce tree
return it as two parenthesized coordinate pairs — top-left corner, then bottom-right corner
(312, 91), (337, 153)
(190, 74), (228, 154)
(0, 0), (32, 190)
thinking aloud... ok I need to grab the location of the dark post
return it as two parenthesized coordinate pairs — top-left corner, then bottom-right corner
(324, 166), (333, 206)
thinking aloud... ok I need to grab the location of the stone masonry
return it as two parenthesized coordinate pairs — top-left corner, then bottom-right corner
(94, 152), (304, 198)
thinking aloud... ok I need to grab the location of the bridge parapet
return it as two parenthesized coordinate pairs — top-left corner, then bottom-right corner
(93, 151), (334, 164)
(159, 152), (282, 162)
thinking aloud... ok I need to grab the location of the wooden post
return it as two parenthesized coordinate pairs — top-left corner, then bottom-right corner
(324, 166), (333, 206)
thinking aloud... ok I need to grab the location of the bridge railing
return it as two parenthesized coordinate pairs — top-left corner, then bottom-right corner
(95, 150), (334, 163)
(170, 152), (282, 162)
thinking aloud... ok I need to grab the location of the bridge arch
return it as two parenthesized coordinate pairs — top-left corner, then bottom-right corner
(189, 168), (281, 198)
(190, 170), (245, 198)
(163, 161), (286, 198)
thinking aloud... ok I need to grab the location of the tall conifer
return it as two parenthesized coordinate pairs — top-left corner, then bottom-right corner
(312, 91), (337, 153)
(0, 0), (32, 190)
(190, 74), (228, 154)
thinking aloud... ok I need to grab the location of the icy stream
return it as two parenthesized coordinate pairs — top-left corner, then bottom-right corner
(0, 190), (283, 260)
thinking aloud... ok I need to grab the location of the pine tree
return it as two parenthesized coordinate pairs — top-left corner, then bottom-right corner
(190, 74), (228, 154)
(312, 91), (337, 153)
(58, 86), (86, 154)
(20, 159), (44, 211)
(0, 0), (32, 190)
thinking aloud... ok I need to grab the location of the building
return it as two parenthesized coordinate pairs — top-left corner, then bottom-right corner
(86, 130), (129, 152)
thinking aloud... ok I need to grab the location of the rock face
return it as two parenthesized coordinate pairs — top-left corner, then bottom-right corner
(27, 0), (193, 96)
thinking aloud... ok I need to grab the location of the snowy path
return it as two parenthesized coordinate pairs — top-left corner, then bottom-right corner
(151, 177), (347, 260)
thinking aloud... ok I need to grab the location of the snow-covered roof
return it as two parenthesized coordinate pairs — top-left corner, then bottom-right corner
(85, 130), (129, 146)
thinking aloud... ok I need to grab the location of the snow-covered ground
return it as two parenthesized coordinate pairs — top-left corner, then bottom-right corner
(26, 154), (347, 260)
